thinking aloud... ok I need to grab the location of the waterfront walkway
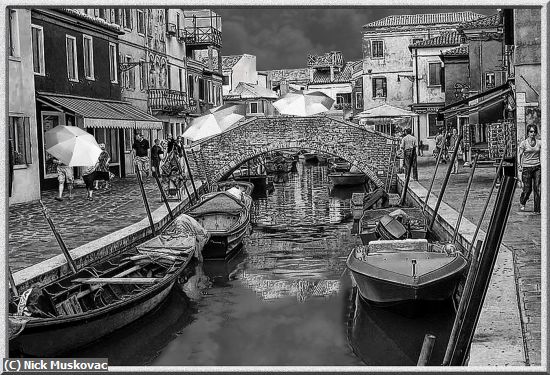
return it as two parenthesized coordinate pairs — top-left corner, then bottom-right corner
(7, 156), (542, 366)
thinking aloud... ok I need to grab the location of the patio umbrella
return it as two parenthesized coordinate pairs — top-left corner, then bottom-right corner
(45, 125), (101, 166)
(182, 103), (247, 141)
(273, 90), (335, 116)
(357, 104), (419, 119)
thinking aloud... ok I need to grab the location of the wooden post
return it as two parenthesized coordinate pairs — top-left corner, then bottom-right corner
(39, 200), (77, 274)
(422, 130), (448, 214)
(399, 147), (415, 206)
(417, 334), (436, 366)
(442, 240), (483, 365)
(452, 154), (479, 243)
(135, 165), (155, 236)
(428, 134), (463, 231)
(446, 168), (516, 366)
(183, 146), (199, 201)
(153, 173), (174, 220)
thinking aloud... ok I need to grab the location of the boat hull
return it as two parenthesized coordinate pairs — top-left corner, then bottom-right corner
(347, 250), (467, 305)
(329, 172), (367, 186)
(202, 221), (249, 260)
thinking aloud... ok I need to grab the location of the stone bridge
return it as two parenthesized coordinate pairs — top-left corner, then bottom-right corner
(186, 115), (400, 189)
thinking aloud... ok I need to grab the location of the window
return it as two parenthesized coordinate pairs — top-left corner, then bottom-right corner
(124, 56), (134, 89)
(99, 8), (105, 20)
(66, 35), (78, 81)
(114, 9), (122, 26)
(412, 38), (423, 45)
(83, 35), (94, 79)
(137, 9), (145, 34)
(140, 59), (146, 90)
(355, 92), (363, 109)
(167, 65), (171, 89)
(179, 68), (183, 92)
(176, 13), (181, 32)
(428, 62), (442, 86)
(222, 75), (230, 85)
(198, 78), (205, 101)
(428, 114), (439, 137)
(250, 102), (260, 114)
(31, 24), (45, 75)
(485, 72), (495, 89)
(9, 9), (19, 57)
(9, 116), (32, 165)
(188, 75), (194, 98)
(109, 42), (118, 83)
(123, 9), (132, 29)
(372, 40), (384, 58)
(372, 77), (387, 98)
(208, 81), (213, 103)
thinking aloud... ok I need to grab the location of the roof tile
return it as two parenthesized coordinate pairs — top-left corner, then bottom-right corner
(364, 11), (484, 29)
(409, 32), (463, 48)
(442, 44), (469, 56)
(459, 13), (502, 29)
(222, 55), (243, 71)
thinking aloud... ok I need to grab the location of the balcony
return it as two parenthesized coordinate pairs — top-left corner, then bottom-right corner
(148, 89), (190, 114)
(183, 27), (222, 48)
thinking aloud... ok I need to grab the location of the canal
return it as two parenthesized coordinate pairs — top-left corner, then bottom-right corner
(69, 161), (454, 367)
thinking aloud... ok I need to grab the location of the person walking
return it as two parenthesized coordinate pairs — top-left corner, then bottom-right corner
(418, 139), (424, 156)
(449, 128), (462, 174)
(434, 129), (446, 163)
(151, 139), (164, 178)
(518, 124), (541, 213)
(400, 128), (418, 181)
(82, 164), (97, 201)
(53, 158), (74, 201)
(132, 133), (150, 178)
(93, 143), (111, 190)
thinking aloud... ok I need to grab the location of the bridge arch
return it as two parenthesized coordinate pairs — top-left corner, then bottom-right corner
(187, 116), (399, 189)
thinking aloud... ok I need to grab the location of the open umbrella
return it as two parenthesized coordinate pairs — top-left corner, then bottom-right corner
(273, 90), (335, 116)
(357, 104), (419, 119)
(182, 103), (246, 141)
(45, 125), (101, 166)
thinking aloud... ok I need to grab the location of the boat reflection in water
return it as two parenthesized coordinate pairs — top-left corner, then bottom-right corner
(348, 288), (454, 366)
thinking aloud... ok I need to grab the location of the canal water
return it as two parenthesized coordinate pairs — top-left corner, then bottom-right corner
(69, 161), (454, 367)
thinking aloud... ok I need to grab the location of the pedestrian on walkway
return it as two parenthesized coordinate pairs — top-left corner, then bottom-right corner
(94, 143), (111, 190)
(449, 128), (462, 174)
(82, 164), (97, 201)
(53, 158), (74, 201)
(418, 139), (424, 156)
(434, 129), (446, 163)
(132, 133), (150, 178)
(400, 128), (418, 181)
(151, 139), (164, 178)
(518, 124), (541, 213)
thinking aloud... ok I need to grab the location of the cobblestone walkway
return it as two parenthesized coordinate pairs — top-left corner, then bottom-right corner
(416, 155), (541, 366)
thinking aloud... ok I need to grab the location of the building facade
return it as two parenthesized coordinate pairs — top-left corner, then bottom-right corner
(9, 8), (41, 204)
(222, 54), (258, 95)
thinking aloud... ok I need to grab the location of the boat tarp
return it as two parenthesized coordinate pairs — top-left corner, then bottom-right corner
(138, 214), (210, 252)
(188, 192), (245, 216)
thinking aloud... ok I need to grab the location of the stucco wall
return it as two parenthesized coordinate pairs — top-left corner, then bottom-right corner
(232, 54), (258, 90)
(9, 9), (41, 204)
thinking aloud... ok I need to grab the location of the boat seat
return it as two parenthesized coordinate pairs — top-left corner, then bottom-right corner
(369, 239), (429, 254)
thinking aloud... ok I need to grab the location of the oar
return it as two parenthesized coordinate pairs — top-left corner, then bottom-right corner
(39, 200), (77, 274)
(135, 165), (155, 236)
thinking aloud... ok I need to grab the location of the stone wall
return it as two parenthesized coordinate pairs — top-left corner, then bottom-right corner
(187, 116), (399, 189)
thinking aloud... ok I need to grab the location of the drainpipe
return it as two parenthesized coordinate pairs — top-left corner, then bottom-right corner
(414, 48), (421, 145)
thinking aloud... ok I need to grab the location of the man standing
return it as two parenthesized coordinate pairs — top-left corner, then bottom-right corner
(132, 132), (150, 178)
(151, 139), (164, 178)
(53, 158), (74, 201)
(400, 128), (418, 181)
(435, 129), (446, 163)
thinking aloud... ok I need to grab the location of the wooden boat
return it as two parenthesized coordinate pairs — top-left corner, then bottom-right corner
(8, 214), (209, 357)
(347, 239), (468, 304)
(328, 157), (351, 172)
(328, 171), (367, 186)
(215, 180), (254, 195)
(187, 189), (252, 259)
(359, 208), (428, 245)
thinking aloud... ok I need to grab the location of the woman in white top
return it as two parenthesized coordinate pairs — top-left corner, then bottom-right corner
(518, 124), (541, 213)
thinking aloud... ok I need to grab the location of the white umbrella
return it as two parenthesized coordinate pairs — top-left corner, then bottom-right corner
(45, 125), (101, 166)
(273, 90), (335, 116)
(357, 104), (419, 119)
(182, 104), (247, 141)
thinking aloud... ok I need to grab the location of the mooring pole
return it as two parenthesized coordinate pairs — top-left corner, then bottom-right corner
(39, 200), (77, 274)
(174, 152), (193, 204)
(417, 334), (436, 366)
(422, 130), (448, 214)
(399, 147), (415, 206)
(183, 146), (199, 201)
(135, 165), (155, 236)
(466, 156), (506, 258)
(446, 165), (516, 366)
(428, 134), (463, 231)
(442, 239), (483, 365)
(153, 173), (174, 220)
(452, 154), (479, 243)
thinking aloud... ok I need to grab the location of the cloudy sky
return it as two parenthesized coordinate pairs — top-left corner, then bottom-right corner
(211, 7), (499, 70)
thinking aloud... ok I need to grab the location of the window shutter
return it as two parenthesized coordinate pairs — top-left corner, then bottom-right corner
(440, 66), (445, 92)
(383, 78), (387, 97)
(24, 117), (32, 164)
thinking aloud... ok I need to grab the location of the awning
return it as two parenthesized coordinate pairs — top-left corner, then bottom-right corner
(438, 83), (512, 119)
(37, 92), (162, 129)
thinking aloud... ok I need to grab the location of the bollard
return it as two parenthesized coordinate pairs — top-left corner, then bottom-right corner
(417, 334), (436, 366)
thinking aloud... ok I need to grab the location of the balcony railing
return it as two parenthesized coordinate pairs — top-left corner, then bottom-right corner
(148, 89), (190, 114)
(183, 27), (222, 48)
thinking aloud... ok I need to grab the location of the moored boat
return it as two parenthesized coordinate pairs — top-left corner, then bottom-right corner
(347, 239), (468, 305)
(328, 171), (367, 186)
(8, 214), (209, 357)
(359, 207), (427, 245)
(215, 180), (254, 195)
(187, 188), (252, 259)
